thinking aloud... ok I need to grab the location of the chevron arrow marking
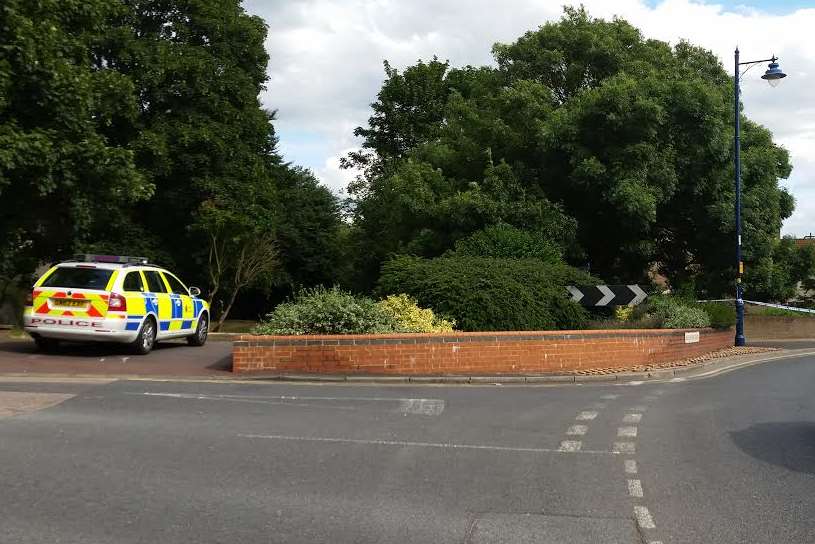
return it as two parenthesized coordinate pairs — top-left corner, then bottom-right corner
(627, 285), (647, 306)
(567, 285), (584, 303)
(596, 285), (615, 306)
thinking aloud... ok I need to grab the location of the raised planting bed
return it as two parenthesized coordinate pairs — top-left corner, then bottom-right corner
(232, 328), (732, 375)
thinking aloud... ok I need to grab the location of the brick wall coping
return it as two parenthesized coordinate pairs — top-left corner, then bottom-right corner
(237, 328), (714, 347)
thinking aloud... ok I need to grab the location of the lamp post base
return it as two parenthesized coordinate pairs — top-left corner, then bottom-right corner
(735, 297), (746, 346)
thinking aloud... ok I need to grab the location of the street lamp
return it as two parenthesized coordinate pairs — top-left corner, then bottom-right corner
(733, 49), (787, 347)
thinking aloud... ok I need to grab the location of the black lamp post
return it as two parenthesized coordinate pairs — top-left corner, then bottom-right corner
(733, 49), (786, 346)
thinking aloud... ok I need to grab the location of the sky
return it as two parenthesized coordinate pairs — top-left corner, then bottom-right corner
(243, 0), (814, 236)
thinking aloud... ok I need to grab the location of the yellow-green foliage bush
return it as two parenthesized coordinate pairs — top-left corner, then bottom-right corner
(377, 294), (455, 333)
(614, 306), (633, 321)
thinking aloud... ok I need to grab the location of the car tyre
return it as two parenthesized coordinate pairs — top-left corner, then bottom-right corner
(34, 336), (59, 352)
(131, 317), (157, 355)
(187, 313), (208, 347)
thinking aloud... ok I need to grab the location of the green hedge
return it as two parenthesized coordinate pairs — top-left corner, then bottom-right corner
(377, 255), (595, 331)
(697, 302), (736, 329)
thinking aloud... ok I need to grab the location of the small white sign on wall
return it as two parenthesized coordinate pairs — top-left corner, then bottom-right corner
(684, 331), (700, 344)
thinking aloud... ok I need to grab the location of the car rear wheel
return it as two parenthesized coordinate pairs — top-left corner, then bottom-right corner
(33, 336), (59, 352)
(131, 317), (157, 355)
(187, 313), (208, 347)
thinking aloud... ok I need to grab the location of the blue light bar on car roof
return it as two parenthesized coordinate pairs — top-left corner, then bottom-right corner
(73, 254), (149, 265)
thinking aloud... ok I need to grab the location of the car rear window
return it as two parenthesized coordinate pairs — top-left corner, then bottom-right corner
(40, 267), (113, 290)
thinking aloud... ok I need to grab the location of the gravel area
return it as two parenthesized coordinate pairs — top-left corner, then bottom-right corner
(572, 346), (779, 375)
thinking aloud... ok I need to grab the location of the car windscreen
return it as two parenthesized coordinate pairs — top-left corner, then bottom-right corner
(40, 267), (113, 290)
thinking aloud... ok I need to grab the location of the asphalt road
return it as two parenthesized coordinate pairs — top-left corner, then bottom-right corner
(0, 335), (233, 376)
(1, 355), (814, 543)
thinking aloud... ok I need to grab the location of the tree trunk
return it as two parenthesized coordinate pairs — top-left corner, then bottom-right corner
(214, 284), (243, 332)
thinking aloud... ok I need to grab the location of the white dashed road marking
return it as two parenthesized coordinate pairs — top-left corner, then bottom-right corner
(628, 479), (644, 498)
(629, 406), (648, 412)
(670, 377), (686, 383)
(634, 506), (656, 529)
(566, 425), (588, 436)
(623, 413), (643, 423)
(240, 434), (618, 455)
(613, 442), (636, 454)
(618, 426), (638, 438)
(576, 411), (598, 421)
(629, 381), (644, 386)
(625, 459), (638, 474)
(558, 440), (583, 452)
(601, 394), (619, 400)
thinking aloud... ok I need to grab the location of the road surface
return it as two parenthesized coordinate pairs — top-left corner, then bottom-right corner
(1, 354), (814, 543)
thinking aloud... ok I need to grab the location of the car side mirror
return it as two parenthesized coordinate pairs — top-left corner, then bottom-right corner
(189, 286), (201, 297)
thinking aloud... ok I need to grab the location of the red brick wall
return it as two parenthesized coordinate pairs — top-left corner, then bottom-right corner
(232, 329), (732, 375)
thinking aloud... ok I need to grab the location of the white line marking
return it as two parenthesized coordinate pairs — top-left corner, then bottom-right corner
(141, 392), (444, 404)
(628, 479), (643, 498)
(618, 426), (638, 438)
(239, 434), (617, 455)
(629, 406), (647, 412)
(566, 425), (588, 436)
(670, 377), (686, 383)
(634, 506), (656, 529)
(138, 392), (445, 414)
(601, 394), (619, 400)
(576, 411), (598, 421)
(558, 440), (583, 452)
(613, 442), (636, 454)
(121, 357), (129, 364)
(623, 413), (643, 423)
(625, 459), (638, 474)
(399, 399), (445, 416)
(629, 381), (644, 386)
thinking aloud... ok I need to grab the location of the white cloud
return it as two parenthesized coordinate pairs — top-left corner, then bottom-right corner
(244, 0), (814, 235)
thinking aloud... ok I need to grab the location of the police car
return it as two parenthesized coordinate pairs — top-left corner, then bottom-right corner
(23, 255), (210, 355)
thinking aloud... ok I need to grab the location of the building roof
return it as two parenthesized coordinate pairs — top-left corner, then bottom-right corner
(795, 234), (815, 248)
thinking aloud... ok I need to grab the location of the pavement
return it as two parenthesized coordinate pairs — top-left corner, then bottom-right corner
(1, 353), (815, 543)
(0, 334), (233, 377)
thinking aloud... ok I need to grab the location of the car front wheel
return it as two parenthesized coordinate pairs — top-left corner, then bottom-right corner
(187, 313), (208, 347)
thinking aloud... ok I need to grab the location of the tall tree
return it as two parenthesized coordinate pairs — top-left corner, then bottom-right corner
(346, 7), (794, 297)
(0, 0), (151, 284)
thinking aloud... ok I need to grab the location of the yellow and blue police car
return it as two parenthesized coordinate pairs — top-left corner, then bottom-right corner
(23, 255), (210, 355)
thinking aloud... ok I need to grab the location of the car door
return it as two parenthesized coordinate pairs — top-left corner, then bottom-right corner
(161, 271), (194, 335)
(141, 269), (173, 338)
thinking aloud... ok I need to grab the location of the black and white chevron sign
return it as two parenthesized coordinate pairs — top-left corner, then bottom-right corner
(566, 285), (648, 307)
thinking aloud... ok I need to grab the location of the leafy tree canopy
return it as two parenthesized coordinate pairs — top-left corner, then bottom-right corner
(347, 7), (794, 298)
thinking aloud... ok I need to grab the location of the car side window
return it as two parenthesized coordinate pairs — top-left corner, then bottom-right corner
(162, 272), (189, 295)
(143, 270), (168, 293)
(122, 272), (145, 293)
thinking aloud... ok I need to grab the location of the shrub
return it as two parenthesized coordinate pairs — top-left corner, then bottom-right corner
(698, 302), (736, 329)
(377, 294), (455, 333)
(662, 305), (711, 329)
(452, 224), (562, 263)
(253, 286), (396, 335)
(377, 255), (594, 331)
(633, 295), (712, 329)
